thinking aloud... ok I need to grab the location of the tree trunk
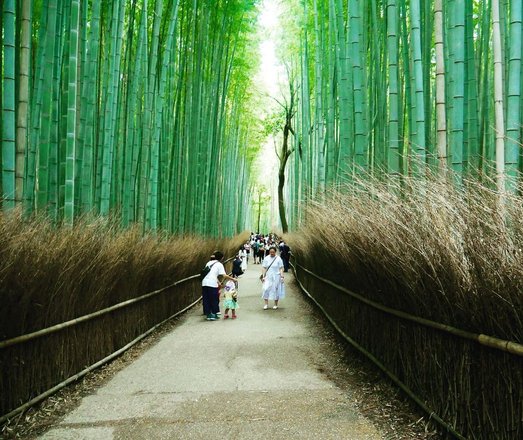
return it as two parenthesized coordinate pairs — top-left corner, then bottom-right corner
(257, 190), (262, 233)
(278, 121), (292, 233)
(278, 162), (288, 233)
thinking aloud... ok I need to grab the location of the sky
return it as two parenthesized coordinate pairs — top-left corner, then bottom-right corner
(253, 0), (286, 228)
(257, 0), (284, 98)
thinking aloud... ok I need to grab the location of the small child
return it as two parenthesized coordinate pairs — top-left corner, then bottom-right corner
(222, 279), (239, 319)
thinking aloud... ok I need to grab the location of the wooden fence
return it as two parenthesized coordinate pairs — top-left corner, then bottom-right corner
(0, 259), (233, 424)
(293, 261), (523, 440)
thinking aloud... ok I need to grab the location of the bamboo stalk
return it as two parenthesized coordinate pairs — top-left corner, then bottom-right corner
(294, 261), (523, 357)
(2, 0), (16, 209)
(15, 0), (32, 205)
(434, 0), (447, 170)
(492, 0), (506, 193)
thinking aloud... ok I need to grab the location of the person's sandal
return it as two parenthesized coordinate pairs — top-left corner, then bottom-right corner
(224, 314), (229, 319)
(263, 305), (268, 310)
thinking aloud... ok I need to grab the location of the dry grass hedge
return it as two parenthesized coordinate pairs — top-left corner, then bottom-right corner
(0, 211), (247, 417)
(288, 176), (523, 439)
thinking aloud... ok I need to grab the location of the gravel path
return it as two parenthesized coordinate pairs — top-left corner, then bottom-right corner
(37, 264), (386, 439)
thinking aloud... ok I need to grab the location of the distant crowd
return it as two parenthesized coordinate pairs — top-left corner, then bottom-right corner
(201, 232), (292, 321)
(240, 233), (291, 272)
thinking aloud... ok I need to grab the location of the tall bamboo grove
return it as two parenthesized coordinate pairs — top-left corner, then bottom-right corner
(1, 0), (259, 236)
(282, 0), (522, 229)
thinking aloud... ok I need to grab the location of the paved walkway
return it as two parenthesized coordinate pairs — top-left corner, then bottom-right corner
(40, 262), (384, 439)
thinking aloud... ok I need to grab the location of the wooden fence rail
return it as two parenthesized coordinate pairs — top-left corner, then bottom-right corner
(292, 259), (523, 440)
(0, 296), (201, 425)
(0, 274), (199, 350)
(0, 258), (233, 424)
(295, 264), (523, 357)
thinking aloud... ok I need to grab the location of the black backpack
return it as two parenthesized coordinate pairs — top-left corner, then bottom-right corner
(200, 261), (217, 280)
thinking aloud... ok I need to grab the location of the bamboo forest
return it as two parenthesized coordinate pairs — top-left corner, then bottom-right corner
(1, 0), (522, 439)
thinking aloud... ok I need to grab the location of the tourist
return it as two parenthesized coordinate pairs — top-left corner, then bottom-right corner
(244, 242), (251, 263)
(231, 254), (244, 278)
(280, 241), (291, 272)
(260, 246), (285, 310)
(222, 279), (239, 319)
(239, 248), (247, 272)
(257, 240), (265, 264)
(252, 240), (260, 264)
(202, 251), (237, 321)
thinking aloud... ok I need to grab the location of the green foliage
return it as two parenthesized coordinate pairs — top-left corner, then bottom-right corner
(262, 110), (286, 137)
(3, 0), (522, 234)
(282, 0), (523, 230)
(0, 0), (264, 236)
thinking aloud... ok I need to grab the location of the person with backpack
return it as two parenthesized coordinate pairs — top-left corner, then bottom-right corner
(257, 240), (266, 264)
(244, 242), (251, 263)
(279, 241), (291, 272)
(231, 254), (244, 278)
(201, 251), (237, 321)
(252, 240), (259, 264)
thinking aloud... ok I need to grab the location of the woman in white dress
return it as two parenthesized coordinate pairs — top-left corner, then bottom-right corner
(260, 246), (285, 309)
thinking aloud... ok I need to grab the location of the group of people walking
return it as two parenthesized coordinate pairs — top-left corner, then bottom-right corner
(247, 233), (276, 264)
(200, 234), (291, 321)
(244, 233), (291, 271)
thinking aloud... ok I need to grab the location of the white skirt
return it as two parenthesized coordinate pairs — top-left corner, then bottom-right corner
(261, 273), (286, 300)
